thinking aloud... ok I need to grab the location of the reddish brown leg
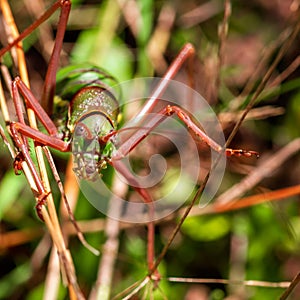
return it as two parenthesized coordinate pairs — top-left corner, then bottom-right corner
(9, 77), (70, 219)
(109, 44), (195, 280)
(109, 43), (258, 281)
(137, 43), (195, 117)
(112, 104), (259, 161)
(1, 0), (72, 209)
(41, 0), (71, 114)
(5, 0), (72, 181)
(111, 160), (159, 280)
(10, 77), (70, 151)
(9, 123), (48, 220)
(0, 0), (71, 115)
(164, 105), (259, 158)
(114, 43), (258, 160)
(0, 0), (72, 175)
(110, 104), (257, 273)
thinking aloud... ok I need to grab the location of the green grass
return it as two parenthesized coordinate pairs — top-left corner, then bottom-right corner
(1, 0), (300, 299)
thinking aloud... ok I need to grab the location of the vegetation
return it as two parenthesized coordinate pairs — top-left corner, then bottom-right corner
(0, 0), (300, 299)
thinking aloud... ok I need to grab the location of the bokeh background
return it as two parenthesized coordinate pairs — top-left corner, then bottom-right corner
(1, 0), (300, 299)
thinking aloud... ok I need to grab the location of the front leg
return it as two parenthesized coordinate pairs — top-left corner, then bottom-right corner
(10, 75), (70, 180)
(9, 123), (50, 220)
(9, 122), (69, 220)
(9, 76), (70, 220)
(12, 77), (61, 136)
(110, 159), (160, 282)
(112, 105), (259, 161)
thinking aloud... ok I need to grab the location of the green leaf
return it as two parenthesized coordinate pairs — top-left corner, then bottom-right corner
(0, 169), (26, 220)
(70, 0), (133, 82)
(0, 263), (31, 299)
(182, 215), (231, 241)
(137, 0), (153, 46)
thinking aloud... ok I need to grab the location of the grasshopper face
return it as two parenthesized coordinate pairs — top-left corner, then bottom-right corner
(72, 112), (115, 181)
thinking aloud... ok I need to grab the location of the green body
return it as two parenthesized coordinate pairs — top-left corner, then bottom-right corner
(53, 65), (120, 180)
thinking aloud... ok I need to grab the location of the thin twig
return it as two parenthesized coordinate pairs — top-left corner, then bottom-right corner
(23, 0), (55, 61)
(229, 26), (293, 111)
(215, 0), (231, 96)
(0, 1), (84, 298)
(90, 175), (128, 300)
(269, 55), (300, 88)
(43, 147), (100, 256)
(117, 0), (141, 38)
(146, 3), (176, 74)
(216, 138), (300, 204)
(226, 19), (300, 147)
(167, 277), (290, 288)
(280, 272), (300, 300)
(178, 0), (222, 28)
(219, 106), (285, 124)
(3, 182), (300, 250)
(119, 277), (150, 300)
(214, 184), (300, 213)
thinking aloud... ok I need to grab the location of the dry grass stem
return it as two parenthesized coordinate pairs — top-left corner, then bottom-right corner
(214, 184), (300, 213)
(270, 55), (300, 87)
(146, 3), (176, 74)
(43, 248), (61, 300)
(216, 138), (300, 204)
(1, 0), (299, 298)
(117, 0), (141, 38)
(23, 0), (55, 61)
(4, 179), (300, 249)
(178, 0), (222, 28)
(90, 176), (128, 300)
(215, 0), (231, 97)
(228, 26), (294, 111)
(219, 105), (285, 124)
(226, 19), (300, 147)
(0, 0), (83, 297)
(168, 277), (290, 288)
(280, 272), (300, 300)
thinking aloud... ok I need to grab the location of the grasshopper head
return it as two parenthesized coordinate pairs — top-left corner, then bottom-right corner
(72, 112), (116, 181)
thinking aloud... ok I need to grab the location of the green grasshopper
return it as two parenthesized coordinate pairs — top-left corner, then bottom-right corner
(0, 0), (258, 280)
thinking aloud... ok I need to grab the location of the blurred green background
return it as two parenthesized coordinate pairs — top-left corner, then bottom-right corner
(1, 0), (300, 299)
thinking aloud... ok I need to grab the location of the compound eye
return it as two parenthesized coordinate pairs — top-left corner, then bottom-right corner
(74, 122), (92, 139)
